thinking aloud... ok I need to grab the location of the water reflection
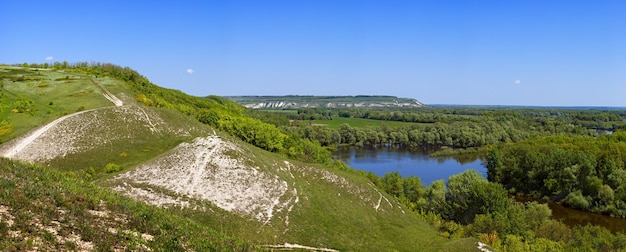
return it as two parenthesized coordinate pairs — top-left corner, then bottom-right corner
(515, 196), (626, 234)
(335, 146), (626, 233)
(334, 146), (485, 185)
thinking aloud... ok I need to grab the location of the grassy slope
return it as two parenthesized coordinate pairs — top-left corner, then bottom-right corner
(0, 158), (251, 251)
(0, 67), (113, 142)
(0, 65), (477, 251)
(204, 142), (466, 251)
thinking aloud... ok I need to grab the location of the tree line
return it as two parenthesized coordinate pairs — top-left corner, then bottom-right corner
(282, 119), (595, 151)
(286, 106), (626, 130)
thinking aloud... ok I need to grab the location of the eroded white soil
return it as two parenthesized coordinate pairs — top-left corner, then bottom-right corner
(113, 136), (292, 223)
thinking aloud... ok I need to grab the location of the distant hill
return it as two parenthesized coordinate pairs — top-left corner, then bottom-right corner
(227, 95), (425, 109)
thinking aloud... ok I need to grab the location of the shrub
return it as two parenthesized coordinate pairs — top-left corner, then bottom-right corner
(104, 163), (122, 173)
(563, 190), (590, 210)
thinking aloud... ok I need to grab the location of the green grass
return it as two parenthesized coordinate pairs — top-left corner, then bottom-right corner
(309, 117), (427, 129)
(196, 140), (474, 251)
(44, 106), (212, 179)
(0, 66), (114, 143)
(0, 65), (478, 251)
(0, 158), (252, 251)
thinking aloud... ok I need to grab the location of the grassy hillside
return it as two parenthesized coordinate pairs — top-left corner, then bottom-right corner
(0, 63), (478, 251)
(0, 66), (114, 142)
(0, 158), (251, 251)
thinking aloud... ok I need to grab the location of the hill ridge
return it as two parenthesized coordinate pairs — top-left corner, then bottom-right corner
(227, 95), (425, 109)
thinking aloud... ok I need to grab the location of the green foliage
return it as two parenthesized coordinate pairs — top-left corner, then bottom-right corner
(446, 170), (510, 224)
(0, 120), (13, 137)
(486, 134), (626, 216)
(256, 104), (623, 153)
(104, 163), (122, 173)
(0, 158), (251, 251)
(564, 190), (591, 209)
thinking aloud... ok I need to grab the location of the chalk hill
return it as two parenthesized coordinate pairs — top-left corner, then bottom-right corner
(228, 95), (425, 109)
(0, 64), (471, 251)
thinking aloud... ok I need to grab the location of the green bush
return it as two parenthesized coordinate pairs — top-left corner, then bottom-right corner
(563, 190), (591, 210)
(104, 163), (122, 173)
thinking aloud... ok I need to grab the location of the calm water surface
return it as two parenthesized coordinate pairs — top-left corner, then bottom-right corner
(335, 146), (626, 233)
(334, 146), (484, 185)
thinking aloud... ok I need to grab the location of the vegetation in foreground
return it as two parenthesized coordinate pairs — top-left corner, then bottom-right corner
(0, 158), (251, 251)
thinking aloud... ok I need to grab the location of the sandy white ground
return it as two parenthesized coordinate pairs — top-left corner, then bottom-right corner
(113, 136), (293, 223)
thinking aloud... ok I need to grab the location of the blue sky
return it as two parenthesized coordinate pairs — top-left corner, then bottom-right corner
(1, 1), (625, 106)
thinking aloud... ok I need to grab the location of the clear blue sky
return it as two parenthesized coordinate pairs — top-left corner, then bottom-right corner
(1, 1), (625, 106)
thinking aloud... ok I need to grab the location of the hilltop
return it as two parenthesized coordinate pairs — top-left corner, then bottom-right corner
(0, 63), (476, 251)
(227, 95), (425, 109)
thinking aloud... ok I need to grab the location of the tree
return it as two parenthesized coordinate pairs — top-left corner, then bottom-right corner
(402, 176), (424, 203)
(423, 180), (446, 213)
(382, 172), (403, 198)
(447, 170), (509, 224)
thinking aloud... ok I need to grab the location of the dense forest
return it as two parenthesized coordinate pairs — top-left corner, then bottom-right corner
(250, 106), (623, 154)
(486, 133), (626, 217)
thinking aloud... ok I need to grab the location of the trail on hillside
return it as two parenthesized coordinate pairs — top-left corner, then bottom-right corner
(0, 79), (123, 158)
(91, 78), (123, 106)
(0, 109), (95, 158)
(263, 243), (339, 252)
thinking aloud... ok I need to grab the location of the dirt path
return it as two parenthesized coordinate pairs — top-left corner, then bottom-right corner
(263, 243), (339, 252)
(0, 80), (123, 158)
(1, 109), (93, 158)
(91, 78), (123, 106)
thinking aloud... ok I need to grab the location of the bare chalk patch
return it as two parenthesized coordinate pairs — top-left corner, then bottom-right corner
(114, 136), (290, 222)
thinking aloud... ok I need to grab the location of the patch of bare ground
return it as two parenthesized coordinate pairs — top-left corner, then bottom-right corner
(113, 136), (294, 223)
(263, 243), (339, 252)
(0, 105), (190, 163)
(0, 202), (152, 251)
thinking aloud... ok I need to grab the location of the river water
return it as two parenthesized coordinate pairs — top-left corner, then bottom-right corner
(335, 146), (626, 233)
(334, 146), (484, 185)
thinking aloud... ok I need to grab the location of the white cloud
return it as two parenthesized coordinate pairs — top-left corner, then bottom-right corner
(514, 80), (521, 84)
(45, 56), (53, 61)
(186, 69), (194, 74)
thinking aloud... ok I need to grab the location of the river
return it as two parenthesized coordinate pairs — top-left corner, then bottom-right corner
(335, 146), (626, 233)
(334, 146), (484, 185)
